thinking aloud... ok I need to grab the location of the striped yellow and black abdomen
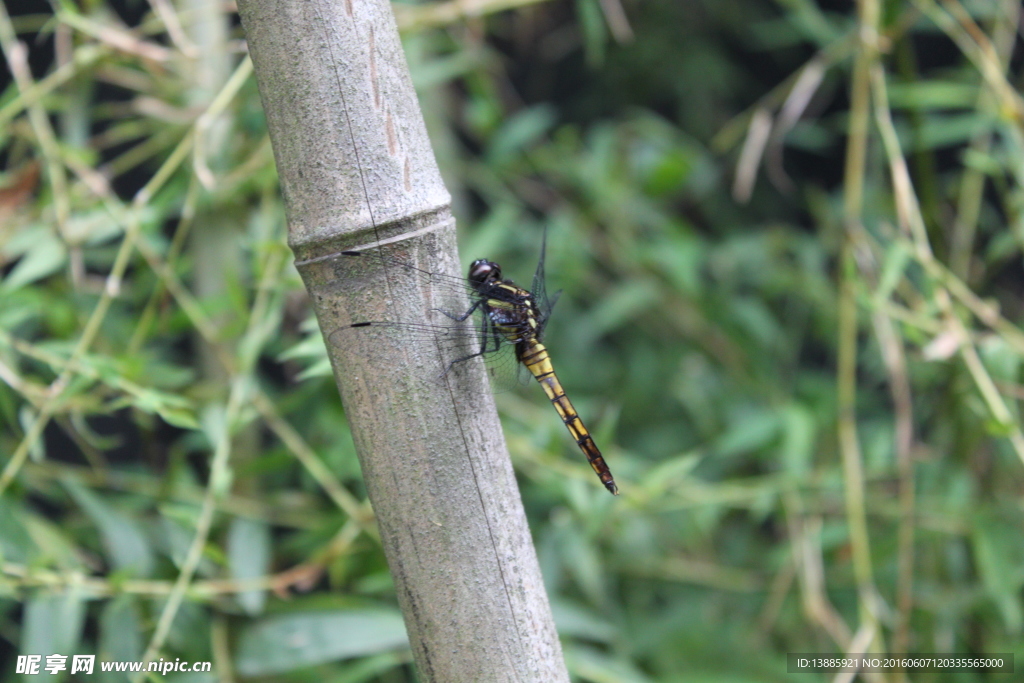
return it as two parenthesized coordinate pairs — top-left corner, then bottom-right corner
(518, 339), (619, 495)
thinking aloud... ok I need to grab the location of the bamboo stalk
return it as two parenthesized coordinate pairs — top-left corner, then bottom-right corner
(839, 0), (884, 668)
(236, 0), (570, 680)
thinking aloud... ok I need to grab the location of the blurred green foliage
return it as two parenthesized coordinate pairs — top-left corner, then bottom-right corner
(2, 0), (1024, 681)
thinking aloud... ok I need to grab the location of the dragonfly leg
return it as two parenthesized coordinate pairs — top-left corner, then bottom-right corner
(439, 315), (498, 378)
(433, 298), (483, 323)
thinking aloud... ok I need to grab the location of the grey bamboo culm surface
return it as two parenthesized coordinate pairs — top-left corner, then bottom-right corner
(236, 0), (571, 680)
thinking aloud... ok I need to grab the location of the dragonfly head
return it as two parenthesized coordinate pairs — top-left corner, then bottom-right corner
(468, 259), (502, 291)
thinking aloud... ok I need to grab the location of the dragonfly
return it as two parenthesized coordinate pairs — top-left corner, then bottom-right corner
(331, 232), (619, 495)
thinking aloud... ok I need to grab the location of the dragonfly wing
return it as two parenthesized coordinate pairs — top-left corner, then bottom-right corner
(530, 226), (549, 310)
(331, 315), (527, 394)
(339, 248), (477, 304)
(530, 227), (559, 336)
(535, 288), (561, 337)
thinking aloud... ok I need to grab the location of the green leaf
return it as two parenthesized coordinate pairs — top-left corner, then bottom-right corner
(555, 516), (606, 608)
(972, 515), (1024, 633)
(637, 452), (703, 497)
(564, 643), (654, 683)
(296, 357), (334, 380)
(0, 499), (38, 563)
(278, 330), (328, 363)
(328, 653), (408, 683)
(874, 241), (910, 304)
(65, 207), (126, 246)
(158, 513), (198, 569)
(580, 279), (660, 343)
(154, 405), (201, 430)
(22, 592), (87, 660)
(1, 229), (67, 293)
(127, 387), (199, 429)
(23, 513), (84, 571)
(98, 596), (142, 683)
(408, 49), (480, 90)
(162, 672), (216, 683)
(644, 148), (694, 197)
(227, 517), (271, 616)
(19, 405), (46, 463)
(887, 81), (979, 109)
(911, 113), (994, 150)
(779, 403), (815, 477)
(575, 0), (607, 67)
(62, 479), (154, 577)
(199, 403), (228, 453)
(487, 105), (556, 164)
(645, 231), (705, 296)
(979, 335), (1020, 384)
(714, 409), (780, 458)
(234, 609), (409, 675)
(551, 599), (617, 643)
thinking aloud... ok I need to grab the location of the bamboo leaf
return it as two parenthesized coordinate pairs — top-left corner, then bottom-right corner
(234, 609), (409, 675)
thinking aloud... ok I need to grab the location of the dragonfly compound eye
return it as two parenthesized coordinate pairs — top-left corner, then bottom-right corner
(468, 259), (501, 288)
